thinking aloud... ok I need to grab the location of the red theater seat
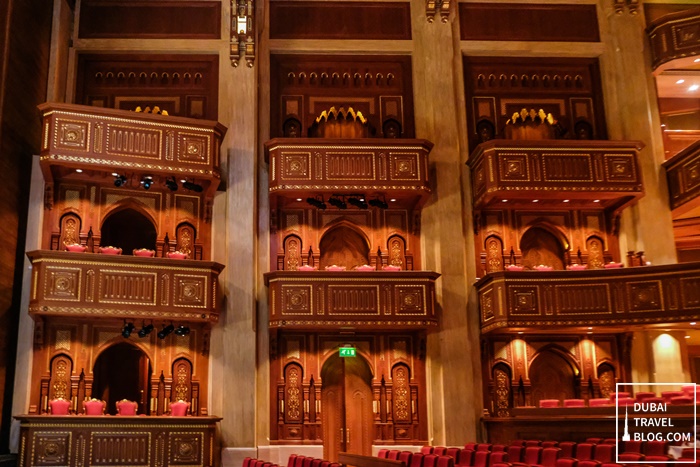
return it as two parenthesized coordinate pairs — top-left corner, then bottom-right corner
(601, 439), (617, 445)
(477, 444), (493, 452)
(589, 399), (613, 407)
(434, 448), (448, 456)
(644, 441), (668, 457)
(609, 393), (630, 401)
(534, 447), (561, 467)
(465, 443), (478, 451)
(576, 444), (596, 461)
(294, 456), (305, 467)
(399, 451), (414, 466)
(661, 391), (684, 403)
(507, 446), (523, 463)
(437, 456), (455, 467)
(242, 457), (253, 467)
(473, 451), (490, 467)
(488, 451), (508, 467)
(424, 454), (439, 467)
(542, 442), (559, 449)
(410, 453), (426, 467)
(422, 447), (435, 455)
(445, 448), (460, 462)
(618, 453), (644, 462)
(623, 441), (643, 454)
(49, 398), (71, 415)
(558, 443), (575, 459)
(389, 451), (401, 460)
(635, 391), (657, 401)
(555, 459), (578, 467)
(287, 455), (297, 467)
(302, 457), (312, 467)
(311, 459), (322, 467)
(458, 449), (474, 466)
(539, 399), (561, 408)
(594, 444), (614, 463)
(378, 450), (390, 459)
(522, 446), (543, 465)
(492, 446), (506, 453)
(671, 395), (694, 404)
(576, 461), (601, 467)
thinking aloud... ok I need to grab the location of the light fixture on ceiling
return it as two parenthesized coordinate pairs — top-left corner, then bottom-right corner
(182, 180), (203, 193)
(306, 196), (326, 210)
(141, 175), (153, 190)
(157, 324), (174, 339)
(165, 177), (178, 191)
(689, 84), (700, 92)
(122, 322), (135, 338)
(138, 323), (154, 338)
(347, 195), (368, 209)
(114, 174), (127, 187)
(368, 198), (389, 209)
(328, 195), (347, 210)
(174, 325), (190, 337)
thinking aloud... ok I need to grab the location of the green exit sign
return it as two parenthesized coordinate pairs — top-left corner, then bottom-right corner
(339, 347), (356, 357)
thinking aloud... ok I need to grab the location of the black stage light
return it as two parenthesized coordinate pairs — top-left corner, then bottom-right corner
(182, 180), (203, 193)
(114, 174), (127, 187)
(122, 322), (135, 338)
(138, 323), (154, 338)
(165, 177), (178, 191)
(347, 197), (368, 209)
(306, 197), (326, 210)
(157, 324), (174, 339)
(174, 325), (190, 336)
(141, 175), (153, 190)
(369, 198), (389, 209)
(328, 196), (347, 209)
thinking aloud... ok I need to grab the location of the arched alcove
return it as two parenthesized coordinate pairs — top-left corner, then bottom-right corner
(529, 349), (578, 406)
(92, 342), (152, 415)
(319, 224), (370, 269)
(520, 226), (566, 270)
(492, 362), (512, 416)
(597, 362), (616, 399)
(101, 208), (157, 254)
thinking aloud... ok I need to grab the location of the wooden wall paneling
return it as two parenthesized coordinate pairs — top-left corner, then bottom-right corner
(459, 3), (599, 42)
(270, 55), (415, 138)
(270, 2), (411, 40)
(75, 54), (219, 120)
(78, 1), (221, 39)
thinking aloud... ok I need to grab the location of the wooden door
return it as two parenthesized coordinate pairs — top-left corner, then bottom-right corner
(322, 354), (373, 462)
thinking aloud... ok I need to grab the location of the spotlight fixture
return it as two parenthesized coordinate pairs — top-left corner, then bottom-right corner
(368, 198), (389, 209)
(328, 196), (347, 210)
(138, 323), (154, 338)
(347, 196), (368, 209)
(122, 322), (135, 338)
(114, 174), (127, 187)
(140, 175), (153, 190)
(182, 180), (203, 193)
(165, 177), (178, 191)
(157, 324), (175, 339)
(306, 197), (326, 210)
(174, 325), (190, 336)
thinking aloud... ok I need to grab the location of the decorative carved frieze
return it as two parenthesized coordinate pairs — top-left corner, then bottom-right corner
(648, 7), (700, 71)
(475, 263), (700, 333)
(27, 250), (224, 322)
(265, 271), (440, 330)
(663, 140), (700, 215)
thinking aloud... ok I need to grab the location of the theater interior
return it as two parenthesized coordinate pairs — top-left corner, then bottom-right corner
(0, 1), (700, 466)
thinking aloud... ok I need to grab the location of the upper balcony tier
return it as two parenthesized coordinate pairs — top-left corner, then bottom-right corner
(264, 270), (440, 330)
(27, 250), (224, 323)
(663, 140), (700, 217)
(264, 138), (433, 209)
(467, 140), (644, 213)
(38, 102), (227, 197)
(647, 7), (700, 71)
(474, 262), (700, 334)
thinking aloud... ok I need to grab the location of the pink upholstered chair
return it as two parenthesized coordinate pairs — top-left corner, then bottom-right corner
(169, 399), (190, 416)
(98, 246), (122, 255)
(539, 399), (560, 408)
(133, 248), (155, 257)
(64, 243), (87, 253)
(563, 399), (585, 408)
(48, 398), (71, 415)
(588, 398), (613, 407)
(167, 250), (188, 259)
(116, 399), (138, 415)
(83, 398), (106, 415)
(635, 391), (657, 401)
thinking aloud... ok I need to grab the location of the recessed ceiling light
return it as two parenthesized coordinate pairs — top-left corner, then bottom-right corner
(691, 322), (697, 326)
(588, 327), (593, 330)
(563, 199), (570, 203)
(501, 199), (508, 203)
(695, 58), (700, 63)
(593, 199), (600, 203)
(676, 79), (686, 84)
(517, 331), (523, 335)
(112, 172), (119, 177)
(296, 198), (302, 202)
(689, 84), (700, 92)
(685, 335), (691, 339)
(532, 200), (539, 203)
(390, 198), (397, 202)
(75, 169), (83, 173)
(587, 331), (593, 334)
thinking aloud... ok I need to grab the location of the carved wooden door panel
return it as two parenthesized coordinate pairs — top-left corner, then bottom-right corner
(322, 380), (344, 462)
(138, 353), (150, 414)
(345, 371), (373, 457)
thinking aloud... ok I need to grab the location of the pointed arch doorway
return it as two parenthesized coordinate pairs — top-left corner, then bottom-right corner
(321, 352), (373, 462)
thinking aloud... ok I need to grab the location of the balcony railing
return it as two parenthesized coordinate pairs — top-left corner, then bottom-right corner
(663, 140), (700, 215)
(27, 250), (224, 323)
(474, 262), (700, 333)
(264, 270), (440, 330)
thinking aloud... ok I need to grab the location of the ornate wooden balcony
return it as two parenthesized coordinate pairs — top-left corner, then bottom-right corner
(264, 270), (440, 330)
(27, 250), (224, 323)
(664, 140), (700, 216)
(38, 102), (227, 197)
(467, 140), (644, 213)
(264, 138), (433, 208)
(648, 6), (700, 71)
(475, 262), (700, 334)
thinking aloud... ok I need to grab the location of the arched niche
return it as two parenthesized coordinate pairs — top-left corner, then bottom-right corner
(92, 342), (152, 415)
(387, 235), (406, 270)
(101, 206), (157, 255)
(586, 235), (606, 269)
(319, 224), (370, 270)
(529, 348), (580, 406)
(391, 363), (412, 423)
(171, 358), (193, 408)
(48, 353), (73, 402)
(59, 213), (82, 248)
(597, 362), (616, 399)
(485, 235), (504, 273)
(283, 362), (303, 424)
(284, 235), (303, 271)
(520, 226), (567, 270)
(175, 222), (196, 258)
(492, 362), (512, 417)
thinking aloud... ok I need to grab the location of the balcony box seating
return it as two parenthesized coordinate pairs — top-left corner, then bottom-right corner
(64, 243), (87, 253)
(576, 444), (595, 461)
(410, 453), (425, 467)
(434, 448), (448, 456)
(459, 449), (475, 466)
(558, 442), (575, 458)
(671, 395), (694, 404)
(424, 454), (439, 467)
(603, 262), (623, 269)
(399, 451), (414, 465)
(378, 450), (390, 459)
(446, 448), (461, 462)
(389, 450), (401, 460)
(354, 264), (375, 271)
(324, 265), (346, 271)
(48, 398), (71, 415)
(473, 452), (490, 467)
(488, 452), (508, 467)
(661, 391), (685, 403)
(635, 391), (657, 401)
(98, 246), (122, 255)
(644, 441), (669, 457)
(116, 399), (138, 415)
(566, 264), (587, 271)
(422, 447), (435, 455)
(166, 250), (188, 259)
(83, 398), (106, 415)
(594, 444), (613, 463)
(382, 265), (401, 271)
(298, 265), (317, 271)
(507, 446), (523, 463)
(539, 399), (561, 408)
(589, 398), (613, 407)
(169, 399), (190, 416)
(133, 248), (155, 257)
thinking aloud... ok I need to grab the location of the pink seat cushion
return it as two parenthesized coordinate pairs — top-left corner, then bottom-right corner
(382, 265), (401, 271)
(65, 243), (87, 253)
(563, 399), (585, 407)
(116, 399), (138, 415)
(539, 399), (560, 408)
(354, 264), (375, 271)
(132, 248), (155, 257)
(297, 265), (317, 271)
(83, 399), (105, 415)
(166, 251), (188, 259)
(49, 398), (71, 415)
(324, 265), (346, 271)
(98, 246), (122, 255)
(170, 400), (190, 416)
(589, 398), (613, 407)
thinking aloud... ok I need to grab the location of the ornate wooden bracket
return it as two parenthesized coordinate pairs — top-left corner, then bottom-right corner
(231, 0), (255, 67)
(614, 0), (639, 15)
(426, 0), (450, 23)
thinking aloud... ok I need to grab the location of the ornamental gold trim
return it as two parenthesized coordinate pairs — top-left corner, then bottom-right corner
(43, 109), (220, 134)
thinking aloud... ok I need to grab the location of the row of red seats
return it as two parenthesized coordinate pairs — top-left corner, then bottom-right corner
(377, 450), (455, 467)
(243, 458), (280, 467)
(286, 454), (341, 467)
(539, 388), (698, 408)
